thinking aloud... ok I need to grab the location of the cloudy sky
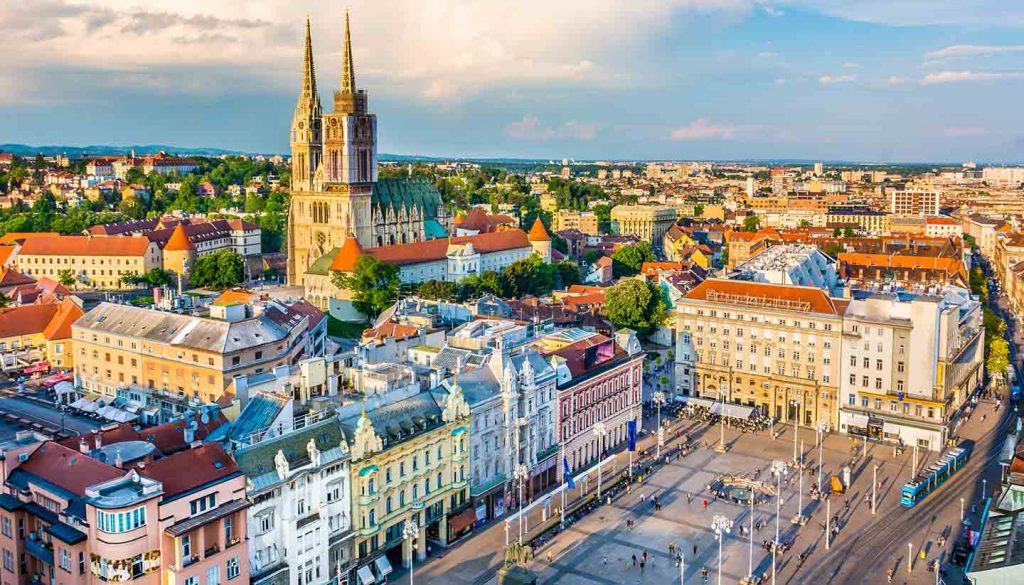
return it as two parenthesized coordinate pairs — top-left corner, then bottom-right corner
(2, 0), (1023, 162)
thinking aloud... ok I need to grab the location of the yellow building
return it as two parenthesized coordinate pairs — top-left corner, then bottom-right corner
(610, 205), (677, 246)
(675, 279), (844, 429)
(342, 384), (471, 578)
(71, 301), (321, 401)
(552, 210), (599, 235)
(16, 235), (162, 290)
(0, 297), (84, 370)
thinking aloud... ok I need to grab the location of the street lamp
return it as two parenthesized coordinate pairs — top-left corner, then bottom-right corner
(514, 463), (529, 544)
(816, 419), (827, 493)
(653, 391), (666, 459)
(789, 399), (801, 462)
(716, 386), (728, 453)
(711, 515), (733, 585)
(770, 459), (787, 585)
(872, 464), (878, 515)
(744, 491), (756, 585)
(402, 520), (418, 585)
(593, 422), (608, 500)
(792, 440), (806, 525)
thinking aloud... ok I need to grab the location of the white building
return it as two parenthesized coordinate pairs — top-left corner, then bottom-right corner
(838, 287), (984, 451)
(730, 243), (841, 295)
(982, 166), (1024, 188)
(890, 188), (940, 217)
(234, 416), (353, 585)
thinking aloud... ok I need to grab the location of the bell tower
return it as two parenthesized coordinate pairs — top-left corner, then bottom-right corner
(290, 16), (322, 193)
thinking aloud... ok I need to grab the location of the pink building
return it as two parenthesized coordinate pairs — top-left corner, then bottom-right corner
(0, 425), (247, 585)
(541, 329), (644, 472)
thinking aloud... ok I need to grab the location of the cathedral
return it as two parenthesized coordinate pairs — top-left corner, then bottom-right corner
(286, 13), (452, 286)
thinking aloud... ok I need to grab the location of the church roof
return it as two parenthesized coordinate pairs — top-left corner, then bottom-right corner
(372, 178), (442, 219)
(329, 236), (364, 272)
(528, 218), (551, 242)
(306, 247), (340, 276)
(460, 208), (490, 232)
(164, 224), (195, 251)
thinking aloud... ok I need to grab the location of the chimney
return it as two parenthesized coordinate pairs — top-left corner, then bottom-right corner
(94, 432), (102, 451)
(183, 425), (195, 446)
(79, 438), (89, 454)
(114, 449), (123, 469)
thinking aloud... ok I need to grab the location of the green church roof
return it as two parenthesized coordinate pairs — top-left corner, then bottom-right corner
(372, 178), (443, 218)
(306, 247), (340, 276)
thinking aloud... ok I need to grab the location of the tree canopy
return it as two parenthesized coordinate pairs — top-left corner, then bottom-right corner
(604, 279), (667, 334)
(190, 249), (245, 290)
(332, 255), (401, 318)
(743, 213), (760, 232)
(610, 241), (655, 277)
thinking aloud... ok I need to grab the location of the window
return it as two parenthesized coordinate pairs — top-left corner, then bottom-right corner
(97, 506), (147, 533)
(0, 517), (9, 537)
(849, 374), (855, 384)
(848, 394), (856, 406)
(227, 558), (240, 580)
(297, 499), (306, 516)
(862, 376), (868, 387)
(862, 358), (869, 368)
(60, 548), (72, 572)
(876, 359), (883, 371)
(875, 378), (882, 389)
(207, 565), (221, 585)
(190, 494), (216, 516)
(897, 362), (905, 373)
(4, 549), (14, 572)
(257, 511), (273, 534)
(182, 534), (192, 560)
(225, 516), (234, 543)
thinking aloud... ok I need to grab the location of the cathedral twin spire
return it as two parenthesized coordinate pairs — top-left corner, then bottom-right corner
(296, 9), (359, 117)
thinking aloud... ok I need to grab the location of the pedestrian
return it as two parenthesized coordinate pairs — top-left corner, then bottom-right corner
(603, 555), (608, 566)
(641, 492), (646, 502)
(703, 499), (709, 510)
(702, 566), (709, 582)
(639, 560), (645, 574)
(694, 544), (698, 557)
(632, 553), (637, 567)
(642, 550), (648, 564)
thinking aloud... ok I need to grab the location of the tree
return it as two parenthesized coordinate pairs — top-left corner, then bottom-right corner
(842, 227), (856, 238)
(551, 234), (568, 255)
(191, 249), (245, 289)
(331, 256), (401, 318)
(604, 279), (667, 334)
(501, 255), (557, 298)
(57, 269), (76, 287)
(987, 337), (1010, 379)
(610, 241), (655, 277)
(556, 261), (582, 289)
(743, 213), (760, 232)
(418, 279), (458, 301)
(0, 292), (10, 308)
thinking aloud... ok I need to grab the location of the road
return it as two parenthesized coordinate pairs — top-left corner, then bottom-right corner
(0, 396), (101, 437)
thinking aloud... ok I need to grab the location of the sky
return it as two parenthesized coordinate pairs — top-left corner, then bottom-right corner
(2, 0), (1024, 162)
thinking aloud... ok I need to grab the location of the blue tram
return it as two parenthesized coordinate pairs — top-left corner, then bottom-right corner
(900, 445), (971, 508)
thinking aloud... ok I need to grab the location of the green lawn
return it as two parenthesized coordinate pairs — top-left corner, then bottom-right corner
(327, 315), (367, 339)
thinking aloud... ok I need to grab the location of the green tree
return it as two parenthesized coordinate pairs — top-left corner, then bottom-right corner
(418, 279), (458, 301)
(57, 269), (76, 287)
(331, 256), (401, 318)
(743, 213), (760, 232)
(191, 249), (245, 289)
(551, 234), (568, 254)
(604, 279), (667, 335)
(556, 261), (582, 289)
(610, 241), (655, 277)
(0, 292), (11, 308)
(843, 227), (856, 238)
(501, 255), (557, 298)
(987, 337), (1010, 379)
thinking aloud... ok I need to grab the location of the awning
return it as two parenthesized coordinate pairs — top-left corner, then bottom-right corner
(710, 402), (755, 419)
(681, 396), (717, 409)
(882, 421), (902, 435)
(844, 412), (869, 427)
(356, 565), (376, 585)
(373, 556), (393, 577)
(69, 398), (92, 410)
(80, 401), (100, 413)
(53, 381), (76, 395)
(448, 508), (477, 535)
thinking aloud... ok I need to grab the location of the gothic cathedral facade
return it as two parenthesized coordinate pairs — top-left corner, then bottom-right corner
(286, 14), (451, 285)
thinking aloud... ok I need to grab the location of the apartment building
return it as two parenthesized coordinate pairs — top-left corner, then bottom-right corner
(0, 433), (247, 585)
(0, 297), (84, 371)
(890, 188), (940, 217)
(825, 209), (891, 234)
(234, 417), (353, 585)
(71, 301), (323, 401)
(16, 236), (163, 290)
(675, 279), (844, 429)
(609, 205), (677, 248)
(90, 217), (262, 258)
(552, 211), (599, 236)
(837, 287), (983, 451)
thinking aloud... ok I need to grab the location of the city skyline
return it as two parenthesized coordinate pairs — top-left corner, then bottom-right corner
(2, 1), (1024, 162)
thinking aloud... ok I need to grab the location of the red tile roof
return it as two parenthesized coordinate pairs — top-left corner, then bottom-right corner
(837, 252), (967, 279)
(60, 410), (227, 456)
(0, 303), (60, 339)
(926, 216), (957, 225)
(330, 235), (364, 272)
(528, 219), (551, 242)
(333, 230), (531, 269)
(142, 443), (240, 498)
(42, 298), (84, 340)
(15, 441), (122, 496)
(164, 224), (195, 251)
(684, 279), (840, 315)
(0, 246), (15, 267)
(19, 235), (153, 257)
(0, 232), (59, 245)
(458, 207), (491, 232)
(0, 268), (35, 288)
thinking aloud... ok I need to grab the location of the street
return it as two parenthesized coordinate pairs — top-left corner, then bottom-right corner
(0, 395), (100, 439)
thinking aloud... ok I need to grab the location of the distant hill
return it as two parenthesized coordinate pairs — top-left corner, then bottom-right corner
(0, 144), (257, 158)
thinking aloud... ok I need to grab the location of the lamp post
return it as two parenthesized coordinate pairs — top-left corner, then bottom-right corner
(982, 478), (988, 501)
(514, 463), (529, 544)
(653, 391), (666, 459)
(825, 497), (831, 550)
(817, 419), (827, 493)
(907, 542), (913, 573)
(680, 552), (685, 585)
(711, 515), (733, 585)
(770, 459), (787, 585)
(792, 440), (806, 525)
(746, 492), (755, 584)
(402, 520), (418, 585)
(960, 497), (965, 523)
(593, 422), (608, 499)
(716, 388), (728, 453)
(789, 399), (801, 462)
(872, 464), (878, 515)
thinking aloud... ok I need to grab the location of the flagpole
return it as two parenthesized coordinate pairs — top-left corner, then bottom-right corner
(560, 442), (566, 525)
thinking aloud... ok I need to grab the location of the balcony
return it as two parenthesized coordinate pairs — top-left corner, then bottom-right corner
(24, 536), (53, 566)
(204, 544), (220, 559)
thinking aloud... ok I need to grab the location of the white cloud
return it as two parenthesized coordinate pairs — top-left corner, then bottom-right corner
(842, 62), (861, 69)
(759, 4), (784, 17)
(505, 116), (598, 141)
(883, 75), (913, 85)
(669, 117), (744, 140)
(0, 0), (755, 105)
(922, 70), (1024, 84)
(926, 45), (1024, 59)
(818, 74), (857, 85)
(757, 51), (778, 58)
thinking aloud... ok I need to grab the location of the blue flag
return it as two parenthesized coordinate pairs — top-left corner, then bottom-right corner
(562, 456), (575, 490)
(627, 420), (637, 452)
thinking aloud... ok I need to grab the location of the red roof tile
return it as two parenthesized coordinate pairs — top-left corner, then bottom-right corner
(330, 235), (364, 272)
(0, 303), (60, 338)
(684, 279), (840, 315)
(0, 232), (59, 245)
(164, 224), (195, 251)
(15, 441), (121, 496)
(42, 298), (84, 340)
(19, 235), (153, 257)
(528, 219), (551, 242)
(333, 230), (531, 269)
(142, 443), (240, 498)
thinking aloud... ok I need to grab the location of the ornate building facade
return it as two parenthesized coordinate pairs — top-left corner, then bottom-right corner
(287, 14), (451, 286)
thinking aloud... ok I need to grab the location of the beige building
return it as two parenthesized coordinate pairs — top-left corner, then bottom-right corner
(890, 188), (940, 217)
(16, 235), (163, 290)
(552, 210), (600, 235)
(610, 205), (677, 248)
(72, 301), (322, 401)
(825, 209), (891, 234)
(675, 279), (844, 429)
